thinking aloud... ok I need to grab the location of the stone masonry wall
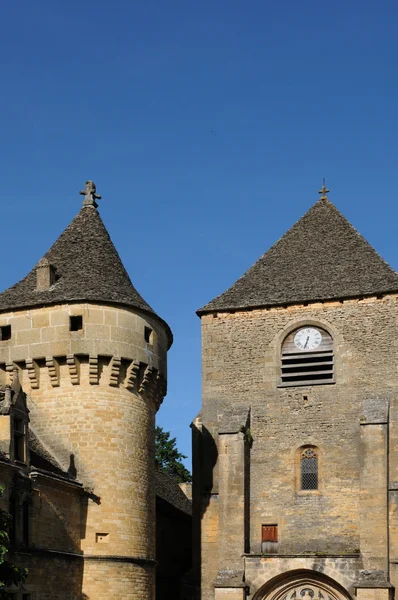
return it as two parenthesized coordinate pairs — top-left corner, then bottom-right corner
(0, 302), (169, 600)
(199, 294), (398, 599)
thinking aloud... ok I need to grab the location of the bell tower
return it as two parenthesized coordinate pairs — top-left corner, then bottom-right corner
(194, 185), (398, 600)
(0, 181), (172, 600)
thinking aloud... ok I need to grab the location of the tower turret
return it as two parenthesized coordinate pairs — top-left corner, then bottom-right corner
(0, 182), (172, 599)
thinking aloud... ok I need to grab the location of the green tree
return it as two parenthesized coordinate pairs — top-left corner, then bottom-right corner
(0, 486), (28, 599)
(155, 426), (192, 483)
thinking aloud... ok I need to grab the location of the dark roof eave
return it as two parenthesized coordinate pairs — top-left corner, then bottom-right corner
(0, 297), (173, 349)
(196, 288), (398, 317)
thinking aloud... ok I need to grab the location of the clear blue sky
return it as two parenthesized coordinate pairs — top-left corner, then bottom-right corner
(1, 1), (398, 469)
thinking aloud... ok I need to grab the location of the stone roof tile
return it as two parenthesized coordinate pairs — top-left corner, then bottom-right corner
(198, 198), (398, 313)
(0, 205), (172, 344)
(155, 470), (192, 515)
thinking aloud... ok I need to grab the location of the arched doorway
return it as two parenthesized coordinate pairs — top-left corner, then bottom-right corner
(253, 570), (353, 600)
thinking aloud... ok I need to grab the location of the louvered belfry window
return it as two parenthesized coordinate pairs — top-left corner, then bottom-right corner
(301, 448), (318, 490)
(280, 326), (334, 386)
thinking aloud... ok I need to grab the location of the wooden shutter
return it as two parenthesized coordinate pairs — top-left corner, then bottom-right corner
(262, 524), (278, 543)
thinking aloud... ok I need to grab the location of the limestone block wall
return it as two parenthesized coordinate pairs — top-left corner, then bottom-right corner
(30, 476), (83, 554)
(0, 301), (169, 600)
(198, 294), (398, 598)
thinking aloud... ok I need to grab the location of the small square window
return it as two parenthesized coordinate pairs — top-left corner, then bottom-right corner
(144, 326), (153, 344)
(0, 325), (11, 341)
(69, 316), (83, 331)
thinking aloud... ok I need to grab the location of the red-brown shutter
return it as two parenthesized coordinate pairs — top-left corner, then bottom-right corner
(262, 525), (278, 543)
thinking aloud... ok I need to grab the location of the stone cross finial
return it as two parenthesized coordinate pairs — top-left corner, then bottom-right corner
(318, 178), (330, 200)
(80, 180), (102, 208)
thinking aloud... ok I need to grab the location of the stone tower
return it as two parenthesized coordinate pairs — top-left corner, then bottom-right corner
(0, 182), (172, 599)
(194, 188), (398, 600)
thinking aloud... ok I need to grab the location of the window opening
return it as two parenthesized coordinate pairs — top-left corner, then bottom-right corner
(13, 419), (26, 462)
(69, 316), (83, 331)
(301, 448), (318, 490)
(280, 326), (334, 386)
(22, 501), (29, 547)
(144, 326), (153, 344)
(0, 325), (11, 341)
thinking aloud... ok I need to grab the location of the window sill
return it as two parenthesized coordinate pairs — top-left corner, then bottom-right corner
(296, 490), (321, 496)
(278, 380), (335, 388)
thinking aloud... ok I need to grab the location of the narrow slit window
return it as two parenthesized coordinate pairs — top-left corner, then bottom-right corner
(144, 326), (153, 344)
(301, 448), (318, 490)
(22, 501), (29, 547)
(13, 419), (26, 463)
(70, 315), (83, 331)
(0, 325), (11, 341)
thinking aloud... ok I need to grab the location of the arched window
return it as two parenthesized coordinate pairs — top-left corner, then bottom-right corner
(280, 326), (334, 386)
(300, 447), (318, 490)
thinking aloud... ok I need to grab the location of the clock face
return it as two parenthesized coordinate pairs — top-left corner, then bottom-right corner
(294, 327), (322, 351)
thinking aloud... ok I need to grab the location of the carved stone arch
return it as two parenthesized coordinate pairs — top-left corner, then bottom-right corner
(272, 317), (338, 354)
(253, 570), (353, 600)
(276, 320), (337, 387)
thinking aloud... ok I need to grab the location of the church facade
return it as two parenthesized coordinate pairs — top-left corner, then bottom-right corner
(0, 182), (172, 599)
(193, 188), (398, 600)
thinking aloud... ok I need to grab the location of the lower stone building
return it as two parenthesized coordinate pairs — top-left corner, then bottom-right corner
(155, 471), (193, 600)
(193, 187), (398, 600)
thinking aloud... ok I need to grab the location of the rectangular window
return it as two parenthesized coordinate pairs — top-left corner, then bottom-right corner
(22, 502), (29, 547)
(144, 326), (153, 344)
(0, 325), (11, 341)
(69, 315), (83, 331)
(14, 419), (26, 463)
(261, 524), (278, 554)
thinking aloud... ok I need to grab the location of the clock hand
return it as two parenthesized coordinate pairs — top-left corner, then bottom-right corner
(304, 336), (309, 349)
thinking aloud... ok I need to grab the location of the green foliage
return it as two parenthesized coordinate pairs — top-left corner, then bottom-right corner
(0, 485), (28, 599)
(155, 426), (192, 483)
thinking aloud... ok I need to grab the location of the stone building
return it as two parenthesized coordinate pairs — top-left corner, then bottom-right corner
(193, 186), (398, 600)
(155, 471), (193, 599)
(0, 181), (172, 599)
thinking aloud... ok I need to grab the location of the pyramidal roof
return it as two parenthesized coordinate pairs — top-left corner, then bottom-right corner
(0, 189), (172, 343)
(198, 196), (398, 314)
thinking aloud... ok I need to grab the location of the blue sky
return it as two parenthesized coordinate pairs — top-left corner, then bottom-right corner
(1, 1), (398, 468)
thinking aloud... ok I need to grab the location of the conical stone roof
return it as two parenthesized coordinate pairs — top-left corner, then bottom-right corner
(0, 203), (172, 343)
(198, 197), (398, 314)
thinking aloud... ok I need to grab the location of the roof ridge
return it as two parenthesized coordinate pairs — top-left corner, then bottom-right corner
(0, 200), (172, 345)
(198, 197), (398, 313)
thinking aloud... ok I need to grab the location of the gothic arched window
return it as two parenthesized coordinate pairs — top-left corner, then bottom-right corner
(300, 447), (318, 490)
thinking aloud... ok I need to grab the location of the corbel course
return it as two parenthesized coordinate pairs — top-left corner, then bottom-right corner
(109, 356), (122, 387)
(66, 354), (80, 386)
(46, 357), (60, 387)
(25, 359), (40, 389)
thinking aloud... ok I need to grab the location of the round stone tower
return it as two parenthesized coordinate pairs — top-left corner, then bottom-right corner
(0, 182), (172, 599)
